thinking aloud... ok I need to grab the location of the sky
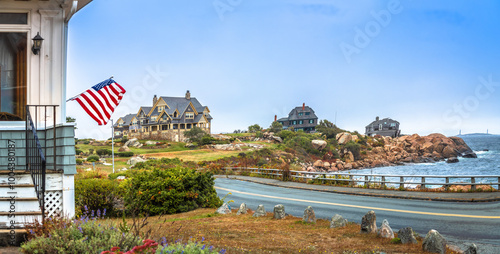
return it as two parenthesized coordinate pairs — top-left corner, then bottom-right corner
(66, 0), (500, 139)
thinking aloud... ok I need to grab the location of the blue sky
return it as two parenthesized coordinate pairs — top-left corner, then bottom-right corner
(66, 0), (500, 139)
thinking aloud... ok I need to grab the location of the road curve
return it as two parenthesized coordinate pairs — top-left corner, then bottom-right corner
(215, 178), (500, 254)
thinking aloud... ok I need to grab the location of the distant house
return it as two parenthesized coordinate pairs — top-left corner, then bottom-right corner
(277, 103), (318, 132)
(115, 91), (212, 142)
(113, 113), (135, 138)
(365, 117), (400, 137)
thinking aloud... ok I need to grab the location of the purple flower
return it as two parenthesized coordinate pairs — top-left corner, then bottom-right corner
(97, 209), (101, 218)
(202, 237), (205, 242)
(103, 208), (107, 217)
(201, 245), (206, 250)
(78, 226), (83, 233)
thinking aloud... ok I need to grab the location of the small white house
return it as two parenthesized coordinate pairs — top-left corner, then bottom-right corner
(0, 0), (92, 245)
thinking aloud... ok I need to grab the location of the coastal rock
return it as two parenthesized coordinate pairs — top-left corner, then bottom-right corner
(330, 214), (347, 228)
(336, 132), (353, 145)
(313, 160), (323, 168)
(272, 136), (283, 143)
(378, 219), (394, 239)
(398, 227), (418, 244)
(125, 138), (142, 148)
(273, 204), (286, 219)
(442, 146), (460, 158)
(118, 145), (130, 152)
(462, 152), (477, 158)
(422, 229), (447, 254)
(312, 140), (327, 150)
(446, 157), (459, 163)
(464, 243), (478, 254)
(302, 206), (316, 223)
(252, 205), (266, 217)
(215, 203), (232, 215)
(323, 162), (331, 168)
(236, 203), (248, 215)
(127, 156), (147, 166)
(360, 211), (377, 234)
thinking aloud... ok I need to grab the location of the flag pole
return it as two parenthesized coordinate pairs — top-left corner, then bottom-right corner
(111, 119), (115, 173)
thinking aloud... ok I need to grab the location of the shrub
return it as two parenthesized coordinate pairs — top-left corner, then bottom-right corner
(121, 137), (129, 144)
(200, 135), (215, 146)
(87, 155), (100, 162)
(76, 159), (83, 165)
(102, 238), (222, 254)
(124, 163), (222, 215)
(88, 148), (94, 154)
(75, 149), (83, 155)
(117, 151), (134, 157)
(97, 149), (113, 156)
(344, 141), (361, 160)
(21, 210), (142, 254)
(75, 178), (120, 217)
(184, 126), (207, 144)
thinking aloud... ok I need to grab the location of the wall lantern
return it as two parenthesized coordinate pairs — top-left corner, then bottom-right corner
(31, 32), (44, 55)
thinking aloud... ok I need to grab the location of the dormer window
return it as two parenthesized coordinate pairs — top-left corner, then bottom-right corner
(298, 113), (303, 116)
(174, 112), (178, 118)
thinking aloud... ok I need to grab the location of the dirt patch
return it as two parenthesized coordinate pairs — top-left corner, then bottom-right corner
(132, 208), (460, 254)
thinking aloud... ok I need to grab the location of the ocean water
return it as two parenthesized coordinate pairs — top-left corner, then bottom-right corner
(353, 134), (500, 188)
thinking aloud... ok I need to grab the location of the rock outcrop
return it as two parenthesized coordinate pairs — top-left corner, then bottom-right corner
(464, 243), (478, 254)
(125, 138), (142, 148)
(311, 140), (327, 150)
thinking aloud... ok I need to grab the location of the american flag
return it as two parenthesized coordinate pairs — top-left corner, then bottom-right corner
(68, 78), (126, 125)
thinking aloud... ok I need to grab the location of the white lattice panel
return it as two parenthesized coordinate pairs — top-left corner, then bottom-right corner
(45, 191), (63, 218)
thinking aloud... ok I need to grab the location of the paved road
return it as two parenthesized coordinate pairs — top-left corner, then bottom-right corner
(215, 177), (500, 254)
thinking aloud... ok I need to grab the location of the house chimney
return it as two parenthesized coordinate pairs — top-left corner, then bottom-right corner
(153, 95), (157, 105)
(376, 116), (379, 121)
(302, 103), (305, 111)
(185, 90), (191, 100)
(274, 115), (277, 122)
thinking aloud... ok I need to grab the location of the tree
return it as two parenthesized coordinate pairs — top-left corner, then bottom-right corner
(269, 121), (283, 134)
(66, 116), (77, 129)
(248, 124), (262, 133)
(316, 120), (344, 139)
(184, 126), (207, 144)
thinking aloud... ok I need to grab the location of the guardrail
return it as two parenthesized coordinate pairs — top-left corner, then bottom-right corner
(222, 167), (500, 191)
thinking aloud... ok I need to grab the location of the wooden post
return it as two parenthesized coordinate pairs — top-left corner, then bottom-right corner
(381, 176), (386, 189)
(498, 177), (500, 190)
(349, 175), (353, 187)
(445, 177), (450, 191)
(421, 177), (426, 189)
(471, 177), (476, 191)
(365, 175), (369, 188)
(400, 176), (404, 189)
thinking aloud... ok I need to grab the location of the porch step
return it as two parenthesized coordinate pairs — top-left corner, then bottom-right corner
(0, 198), (37, 202)
(0, 170), (61, 174)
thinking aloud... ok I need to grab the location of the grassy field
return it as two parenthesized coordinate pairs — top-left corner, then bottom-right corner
(109, 208), (458, 254)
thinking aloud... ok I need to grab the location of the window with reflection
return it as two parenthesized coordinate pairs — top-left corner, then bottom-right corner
(0, 32), (27, 121)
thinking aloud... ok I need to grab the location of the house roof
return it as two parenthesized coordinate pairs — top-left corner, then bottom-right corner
(366, 117), (399, 127)
(286, 106), (318, 121)
(159, 96), (207, 116)
(114, 113), (135, 127)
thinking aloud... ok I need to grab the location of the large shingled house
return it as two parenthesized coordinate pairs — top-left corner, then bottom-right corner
(277, 103), (318, 132)
(365, 116), (400, 137)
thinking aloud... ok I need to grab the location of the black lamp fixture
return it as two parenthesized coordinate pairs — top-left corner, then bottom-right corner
(31, 32), (44, 55)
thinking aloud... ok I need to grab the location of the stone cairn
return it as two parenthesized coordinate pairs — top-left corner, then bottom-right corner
(397, 227), (418, 244)
(273, 204), (286, 219)
(236, 203), (248, 215)
(330, 214), (347, 228)
(252, 204), (266, 217)
(378, 219), (394, 239)
(360, 210), (377, 234)
(422, 229), (447, 254)
(302, 206), (316, 223)
(215, 203), (231, 214)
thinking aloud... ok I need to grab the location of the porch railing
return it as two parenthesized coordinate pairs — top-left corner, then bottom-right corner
(25, 105), (58, 221)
